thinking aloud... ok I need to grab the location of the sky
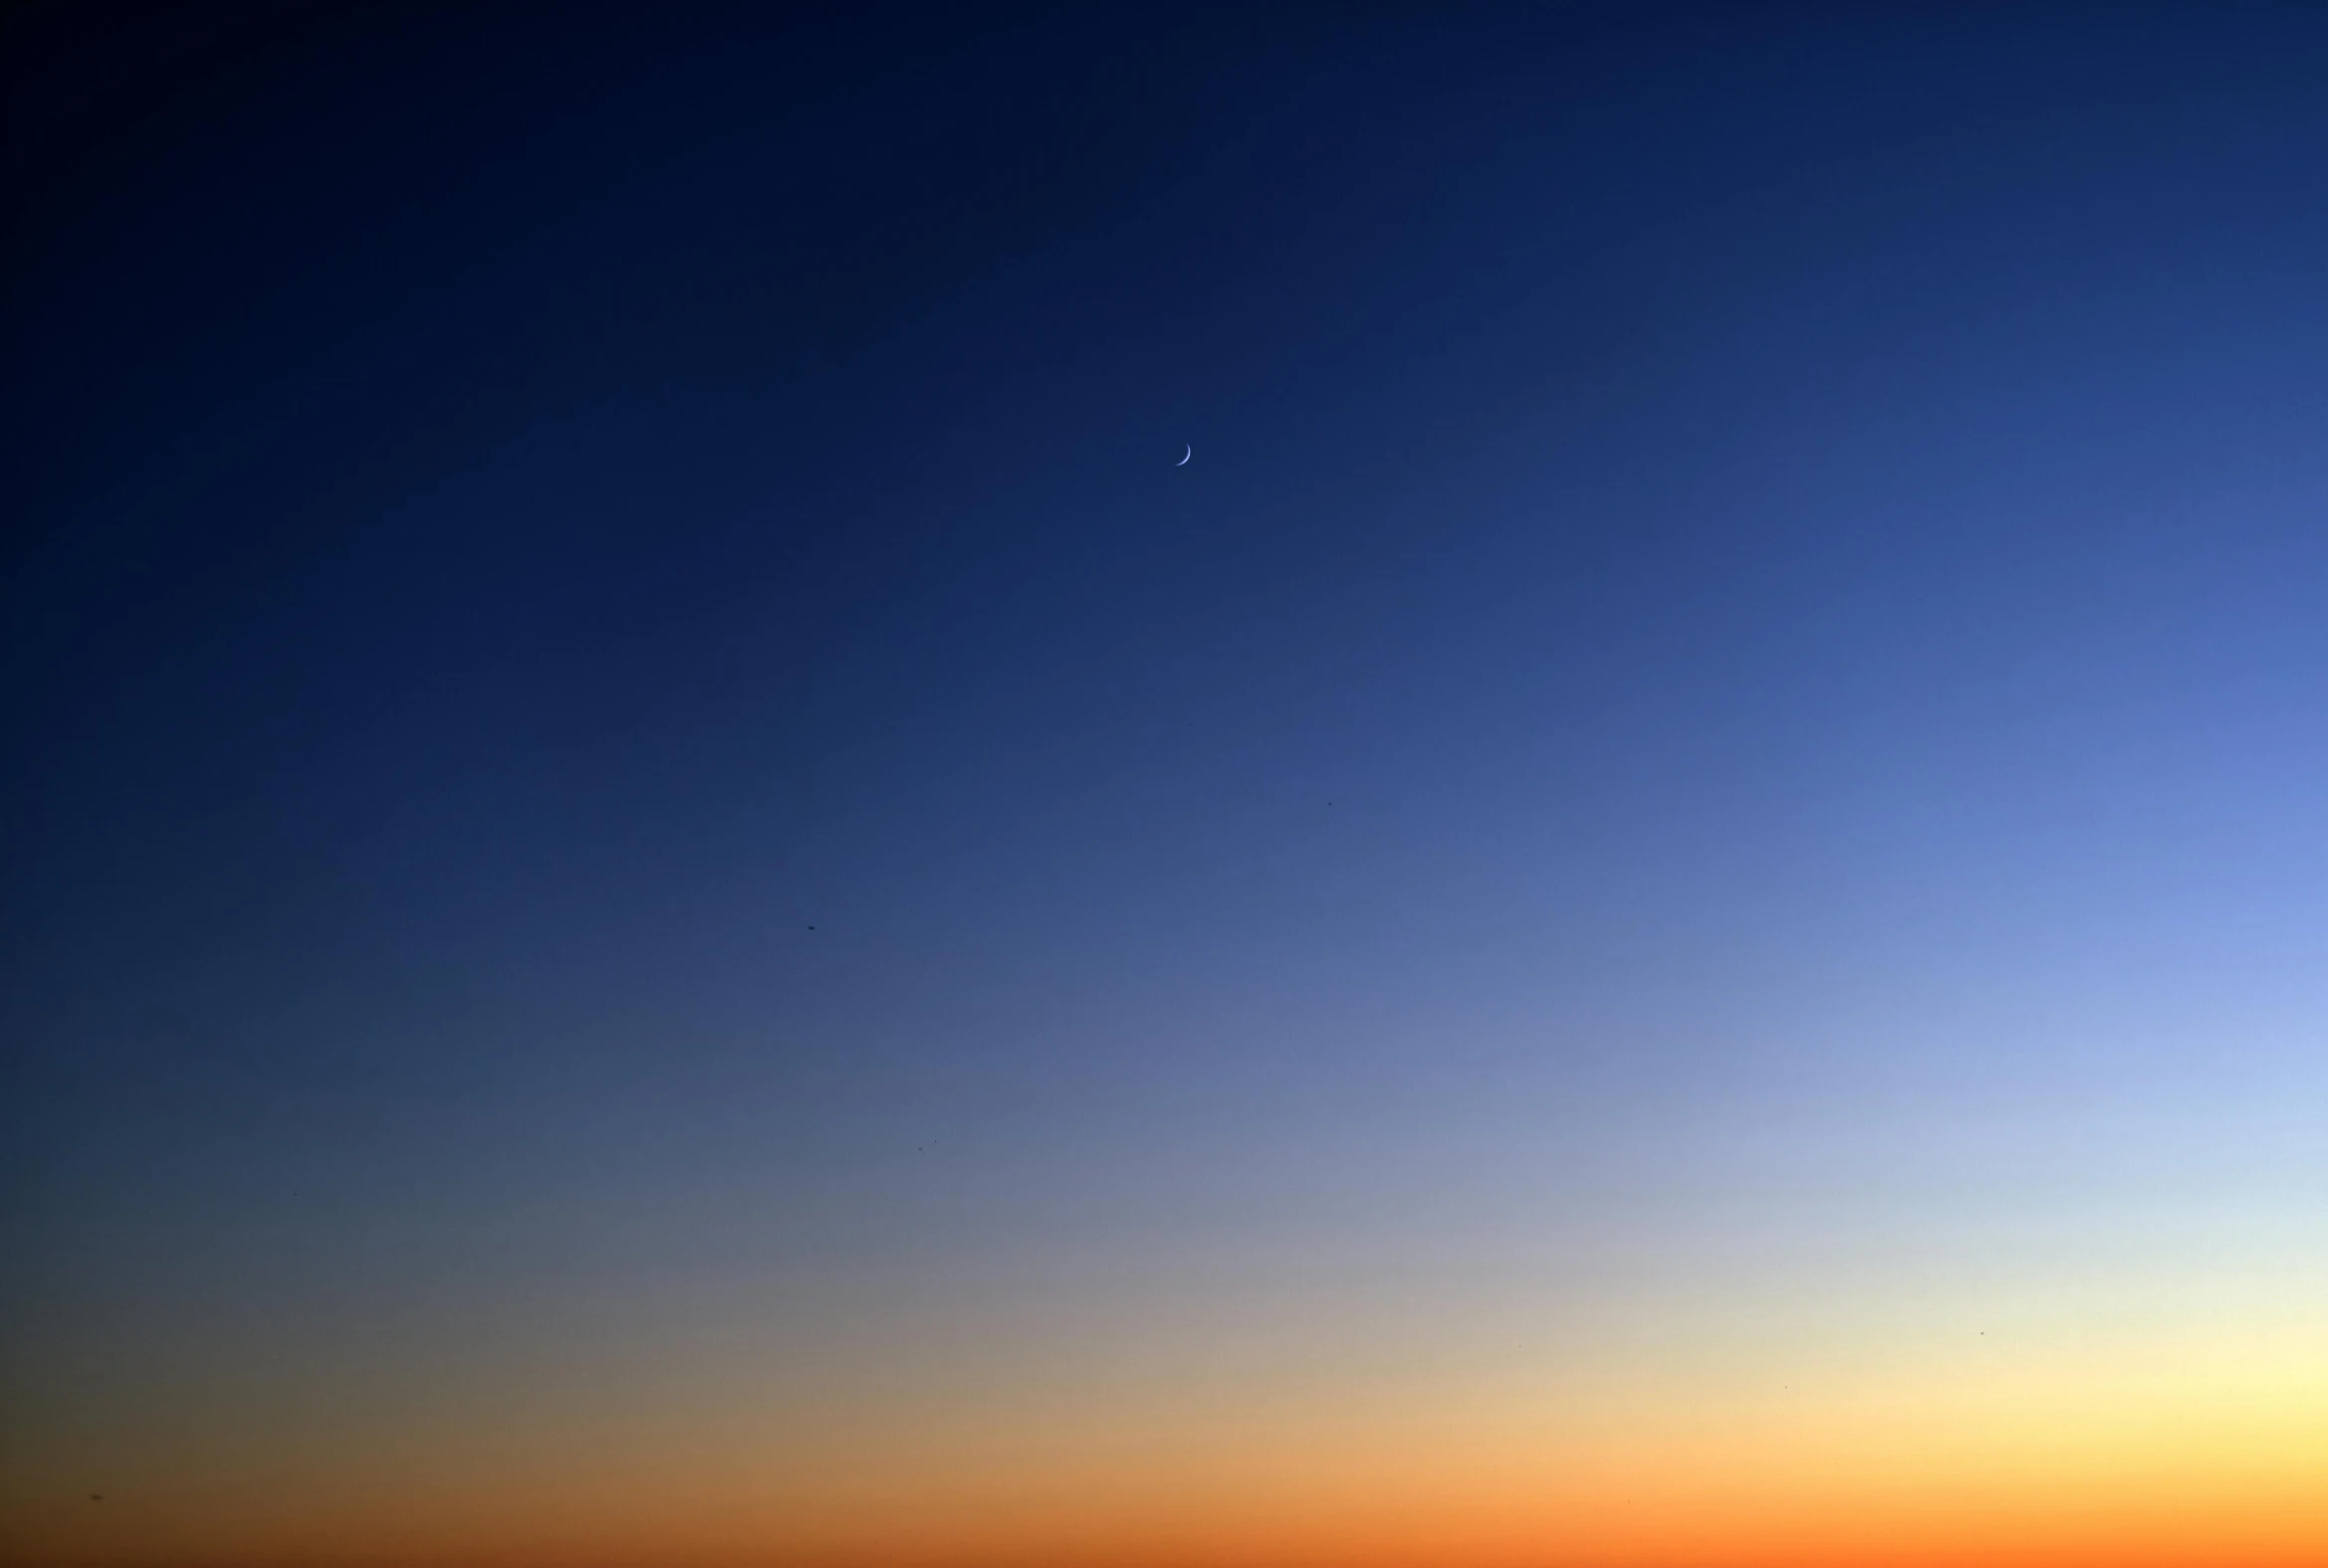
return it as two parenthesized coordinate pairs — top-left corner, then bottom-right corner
(5, 5), (2328, 1565)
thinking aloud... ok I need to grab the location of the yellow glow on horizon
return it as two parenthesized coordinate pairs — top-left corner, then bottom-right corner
(11, 1315), (2322, 1568)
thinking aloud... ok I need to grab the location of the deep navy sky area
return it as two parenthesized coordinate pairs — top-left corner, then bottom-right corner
(6, 10), (2328, 1540)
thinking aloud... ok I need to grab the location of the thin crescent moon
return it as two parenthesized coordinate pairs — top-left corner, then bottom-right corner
(1176, 444), (1192, 466)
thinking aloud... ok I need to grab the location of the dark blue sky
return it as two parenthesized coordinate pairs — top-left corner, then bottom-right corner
(7, 9), (2328, 1559)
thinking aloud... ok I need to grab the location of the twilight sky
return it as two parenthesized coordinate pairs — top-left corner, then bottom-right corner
(5, 7), (2328, 1566)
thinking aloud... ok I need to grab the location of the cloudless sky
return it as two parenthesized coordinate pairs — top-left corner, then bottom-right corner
(6, 7), (2328, 1565)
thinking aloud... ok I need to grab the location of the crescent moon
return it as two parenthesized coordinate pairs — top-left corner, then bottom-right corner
(1176, 444), (1192, 466)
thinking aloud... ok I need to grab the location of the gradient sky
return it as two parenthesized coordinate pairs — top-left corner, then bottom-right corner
(6, 6), (2328, 1566)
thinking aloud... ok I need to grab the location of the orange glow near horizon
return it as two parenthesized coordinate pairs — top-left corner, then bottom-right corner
(14, 11), (2328, 1568)
(13, 1316), (2324, 1568)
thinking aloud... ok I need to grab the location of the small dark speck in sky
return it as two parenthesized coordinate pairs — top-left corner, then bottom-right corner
(5, 5), (2327, 1557)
